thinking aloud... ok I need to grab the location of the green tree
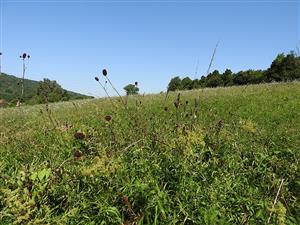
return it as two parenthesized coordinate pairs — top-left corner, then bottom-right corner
(206, 70), (223, 87)
(167, 76), (182, 91)
(181, 76), (193, 90)
(222, 69), (234, 86)
(36, 78), (70, 103)
(265, 53), (300, 82)
(233, 70), (264, 85)
(123, 84), (139, 95)
(190, 79), (201, 89)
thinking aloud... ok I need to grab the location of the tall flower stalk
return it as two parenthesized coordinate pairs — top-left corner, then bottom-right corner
(19, 53), (30, 102)
(0, 52), (2, 77)
(102, 69), (125, 106)
(94, 76), (115, 106)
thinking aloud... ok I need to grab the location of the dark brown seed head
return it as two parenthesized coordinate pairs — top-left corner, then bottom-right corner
(174, 101), (179, 108)
(22, 53), (27, 59)
(74, 150), (82, 159)
(27, 55), (30, 59)
(102, 69), (108, 76)
(95, 77), (99, 82)
(74, 132), (85, 140)
(105, 115), (112, 122)
(135, 81), (138, 86)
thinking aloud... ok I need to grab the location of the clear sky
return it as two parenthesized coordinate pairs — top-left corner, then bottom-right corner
(0, 0), (299, 97)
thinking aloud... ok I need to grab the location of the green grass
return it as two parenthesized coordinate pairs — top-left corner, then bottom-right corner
(0, 82), (299, 224)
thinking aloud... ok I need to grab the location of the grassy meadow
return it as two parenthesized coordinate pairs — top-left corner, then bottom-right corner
(0, 82), (299, 224)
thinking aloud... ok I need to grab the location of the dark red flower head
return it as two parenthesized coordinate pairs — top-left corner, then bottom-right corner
(102, 69), (108, 76)
(104, 115), (112, 122)
(74, 131), (85, 140)
(95, 77), (99, 82)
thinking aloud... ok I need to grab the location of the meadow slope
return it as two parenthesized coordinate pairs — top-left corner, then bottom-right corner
(0, 82), (299, 224)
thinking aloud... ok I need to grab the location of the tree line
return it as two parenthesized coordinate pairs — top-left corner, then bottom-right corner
(167, 52), (300, 91)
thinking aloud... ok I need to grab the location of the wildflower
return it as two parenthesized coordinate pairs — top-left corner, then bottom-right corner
(74, 131), (85, 140)
(102, 69), (108, 76)
(104, 115), (112, 122)
(95, 77), (99, 82)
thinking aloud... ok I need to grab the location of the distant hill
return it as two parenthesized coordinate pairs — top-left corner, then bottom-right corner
(0, 72), (93, 104)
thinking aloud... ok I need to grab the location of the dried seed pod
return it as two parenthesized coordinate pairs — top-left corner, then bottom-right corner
(104, 115), (112, 122)
(74, 131), (85, 140)
(73, 150), (82, 159)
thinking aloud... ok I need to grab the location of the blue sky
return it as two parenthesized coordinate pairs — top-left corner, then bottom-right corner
(0, 0), (299, 97)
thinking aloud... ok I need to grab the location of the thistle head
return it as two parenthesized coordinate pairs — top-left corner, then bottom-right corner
(104, 115), (112, 122)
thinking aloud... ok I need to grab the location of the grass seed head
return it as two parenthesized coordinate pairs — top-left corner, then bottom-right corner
(95, 77), (99, 82)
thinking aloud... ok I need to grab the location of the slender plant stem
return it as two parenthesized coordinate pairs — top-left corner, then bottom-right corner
(21, 59), (25, 101)
(267, 178), (285, 224)
(106, 76), (126, 106)
(96, 80), (116, 106)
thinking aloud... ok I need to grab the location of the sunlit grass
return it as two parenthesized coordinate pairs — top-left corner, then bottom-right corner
(0, 82), (299, 224)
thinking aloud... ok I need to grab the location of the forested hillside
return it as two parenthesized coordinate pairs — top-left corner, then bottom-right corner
(0, 73), (93, 105)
